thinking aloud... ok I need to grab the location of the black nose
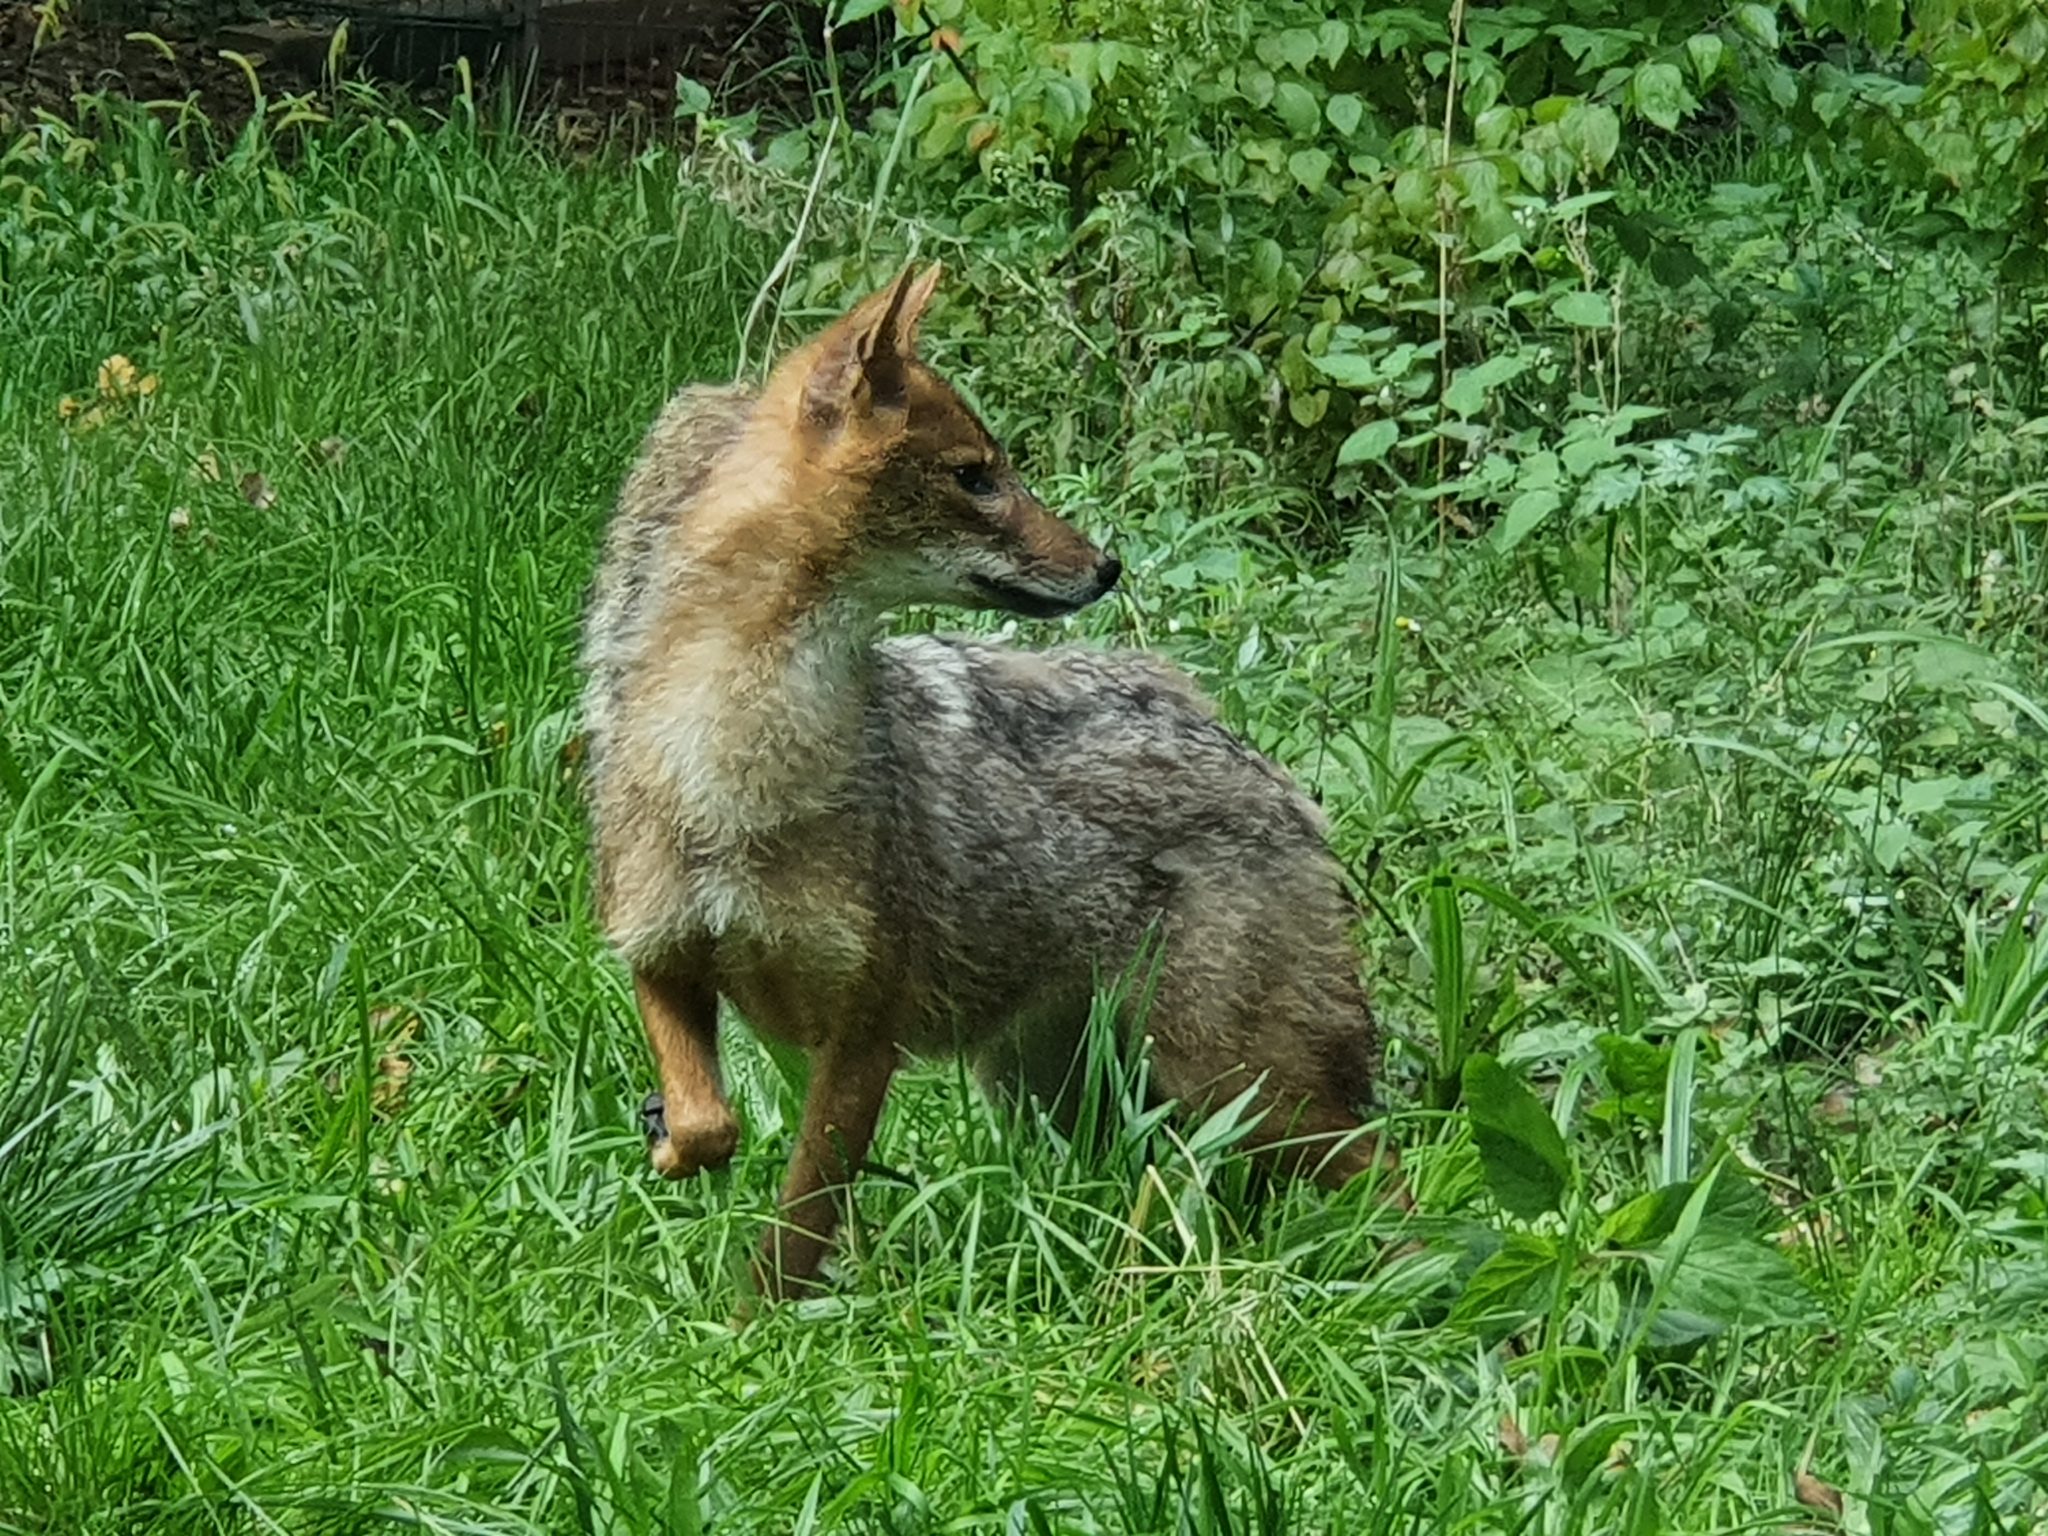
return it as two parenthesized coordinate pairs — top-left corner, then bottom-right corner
(1097, 556), (1123, 593)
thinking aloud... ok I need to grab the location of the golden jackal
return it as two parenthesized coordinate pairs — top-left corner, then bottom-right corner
(580, 263), (1403, 1298)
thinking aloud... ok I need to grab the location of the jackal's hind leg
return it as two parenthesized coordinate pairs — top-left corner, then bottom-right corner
(753, 1038), (896, 1300)
(1133, 888), (1411, 1210)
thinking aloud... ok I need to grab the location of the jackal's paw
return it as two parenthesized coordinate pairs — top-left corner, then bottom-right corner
(641, 1091), (739, 1178)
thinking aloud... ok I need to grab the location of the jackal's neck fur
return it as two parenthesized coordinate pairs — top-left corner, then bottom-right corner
(628, 402), (887, 839)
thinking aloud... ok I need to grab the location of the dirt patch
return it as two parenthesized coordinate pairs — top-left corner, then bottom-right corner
(0, 1), (852, 139)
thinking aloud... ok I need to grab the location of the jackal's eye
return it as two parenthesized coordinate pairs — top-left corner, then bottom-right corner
(952, 463), (997, 498)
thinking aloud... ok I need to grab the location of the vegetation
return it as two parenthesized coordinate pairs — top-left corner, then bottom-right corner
(2, 0), (2047, 1527)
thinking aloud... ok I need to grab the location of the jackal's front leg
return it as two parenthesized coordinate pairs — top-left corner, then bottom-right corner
(635, 968), (739, 1178)
(753, 1041), (896, 1300)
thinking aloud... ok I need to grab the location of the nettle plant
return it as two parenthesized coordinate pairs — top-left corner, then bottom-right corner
(839, 0), (2048, 552)
(857, 1), (1766, 515)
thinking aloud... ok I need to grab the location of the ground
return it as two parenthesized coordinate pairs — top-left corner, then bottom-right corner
(0, 0), (826, 135)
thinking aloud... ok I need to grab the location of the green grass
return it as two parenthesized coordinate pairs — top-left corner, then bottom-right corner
(2, 96), (2047, 1533)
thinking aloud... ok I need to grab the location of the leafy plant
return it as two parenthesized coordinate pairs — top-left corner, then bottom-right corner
(1453, 1050), (1822, 1359)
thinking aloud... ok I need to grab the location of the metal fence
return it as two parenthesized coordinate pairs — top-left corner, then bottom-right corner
(63, 0), (801, 95)
(331, 0), (783, 91)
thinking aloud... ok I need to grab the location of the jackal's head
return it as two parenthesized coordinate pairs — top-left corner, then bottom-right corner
(776, 263), (1120, 620)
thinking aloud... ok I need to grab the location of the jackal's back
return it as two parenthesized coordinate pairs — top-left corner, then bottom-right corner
(864, 636), (1376, 1109)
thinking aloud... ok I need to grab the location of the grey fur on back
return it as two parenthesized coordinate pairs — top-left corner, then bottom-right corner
(859, 634), (1378, 1115)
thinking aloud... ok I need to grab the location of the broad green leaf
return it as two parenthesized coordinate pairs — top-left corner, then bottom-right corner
(1686, 32), (1725, 84)
(1648, 1224), (1822, 1329)
(1734, 3), (1779, 49)
(1276, 26), (1320, 72)
(1899, 774), (1966, 817)
(1593, 1033), (1668, 1124)
(1288, 147), (1333, 192)
(1391, 167), (1434, 225)
(1580, 463), (1641, 512)
(1473, 103), (1518, 150)
(673, 77), (713, 117)
(1289, 388), (1328, 428)
(1326, 92), (1363, 137)
(1763, 60), (1798, 108)
(1552, 290), (1613, 328)
(1558, 100), (1620, 170)
(1250, 236), (1286, 288)
(1442, 352), (1530, 416)
(1494, 489), (1560, 552)
(1637, 1302), (1729, 1348)
(1921, 128), (1977, 184)
(1516, 448), (1561, 491)
(1561, 1417), (1632, 1488)
(1560, 430), (1619, 476)
(765, 129), (813, 174)
(1601, 1184), (1693, 1249)
(1632, 61), (1690, 131)
(1448, 1231), (1562, 1330)
(1311, 352), (1381, 388)
(1273, 80), (1322, 139)
(1318, 18), (1350, 65)
(1337, 419), (1399, 466)
(1462, 1054), (1570, 1219)
(1552, 23), (1634, 68)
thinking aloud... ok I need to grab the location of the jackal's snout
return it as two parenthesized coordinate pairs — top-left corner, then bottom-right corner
(961, 491), (1120, 619)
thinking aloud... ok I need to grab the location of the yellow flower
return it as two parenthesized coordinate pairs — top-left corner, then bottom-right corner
(98, 354), (138, 397)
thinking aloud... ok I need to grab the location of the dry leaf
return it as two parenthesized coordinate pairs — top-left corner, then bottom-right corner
(489, 1073), (530, 1123)
(372, 1053), (413, 1117)
(1816, 1084), (1858, 1124)
(1497, 1414), (1529, 1457)
(1794, 1470), (1844, 1521)
(1775, 1211), (1842, 1251)
(1533, 1433), (1560, 1466)
(1852, 1052), (1884, 1087)
(370, 1006), (421, 1044)
(930, 25), (963, 52)
(316, 435), (349, 466)
(193, 449), (222, 483)
(240, 471), (277, 509)
(168, 508), (192, 534)
(1129, 1352), (1171, 1388)
(60, 394), (110, 432)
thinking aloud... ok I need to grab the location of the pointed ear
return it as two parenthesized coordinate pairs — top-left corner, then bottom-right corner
(801, 262), (945, 430)
(883, 261), (944, 355)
